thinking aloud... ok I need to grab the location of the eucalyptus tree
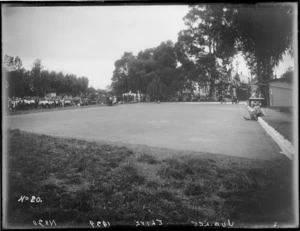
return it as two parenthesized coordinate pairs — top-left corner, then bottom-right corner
(31, 59), (44, 96)
(176, 3), (295, 104)
(2, 55), (26, 97)
(111, 41), (180, 100)
(135, 48), (157, 95)
(111, 52), (136, 95)
(280, 66), (294, 80)
(151, 41), (180, 98)
(175, 4), (237, 97)
(3, 55), (23, 72)
(233, 3), (294, 105)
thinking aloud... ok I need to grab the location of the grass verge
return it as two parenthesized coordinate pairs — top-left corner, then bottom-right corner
(4, 129), (294, 228)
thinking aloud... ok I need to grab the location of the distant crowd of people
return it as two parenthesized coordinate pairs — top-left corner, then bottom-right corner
(7, 96), (97, 111)
(121, 94), (137, 102)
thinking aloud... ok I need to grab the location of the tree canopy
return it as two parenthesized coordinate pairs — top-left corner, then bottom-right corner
(280, 66), (294, 82)
(3, 55), (89, 98)
(231, 3), (294, 104)
(5, 4), (294, 104)
(175, 4), (237, 96)
(175, 3), (294, 103)
(111, 41), (182, 100)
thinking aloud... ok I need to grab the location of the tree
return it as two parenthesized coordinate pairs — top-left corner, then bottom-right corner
(135, 48), (157, 94)
(87, 87), (96, 94)
(232, 3), (294, 105)
(3, 54), (91, 98)
(280, 66), (294, 80)
(6, 68), (24, 97)
(80, 77), (89, 95)
(3, 55), (23, 71)
(111, 52), (136, 95)
(2, 55), (28, 97)
(149, 41), (179, 98)
(177, 4), (294, 104)
(147, 73), (168, 101)
(31, 59), (44, 96)
(111, 41), (180, 100)
(175, 4), (237, 97)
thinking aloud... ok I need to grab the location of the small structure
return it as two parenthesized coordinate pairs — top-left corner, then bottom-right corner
(122, 91), (137, 102)
(269, 75), (293, 107)
(45, 92), (56, 98)
(193, 81), (210, 97)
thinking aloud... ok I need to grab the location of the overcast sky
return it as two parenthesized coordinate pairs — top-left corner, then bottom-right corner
(2, 5), (295, 89)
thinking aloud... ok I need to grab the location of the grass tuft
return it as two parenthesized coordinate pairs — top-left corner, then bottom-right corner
(137, 154), (159, 164)
(5, 129), (294, 228)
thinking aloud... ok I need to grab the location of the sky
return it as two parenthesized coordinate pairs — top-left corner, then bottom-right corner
(2, 5), (295, 89)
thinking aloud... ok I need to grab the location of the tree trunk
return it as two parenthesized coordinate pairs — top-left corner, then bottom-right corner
(209, 79), (214, 97)
(263, 82), (270, 107)
(208, 39), (212, 54)
(257, 58), (262, 84)
(263, 59), (273, 107)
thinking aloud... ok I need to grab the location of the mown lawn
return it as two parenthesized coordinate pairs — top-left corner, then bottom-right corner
(4, 129), (295, 228)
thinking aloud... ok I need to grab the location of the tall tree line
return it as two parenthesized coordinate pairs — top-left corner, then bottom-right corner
(3, 55), (89, 98)
(111, 41), (184, 100)
(111, 4), (294, 104)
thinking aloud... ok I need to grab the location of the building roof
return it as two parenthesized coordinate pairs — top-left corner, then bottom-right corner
(231, 71), (250, 83)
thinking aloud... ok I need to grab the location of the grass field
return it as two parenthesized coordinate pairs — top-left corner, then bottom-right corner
(5, 129), (294, 228)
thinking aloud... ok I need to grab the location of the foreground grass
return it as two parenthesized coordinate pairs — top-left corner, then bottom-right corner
(5, 129), (294, 228)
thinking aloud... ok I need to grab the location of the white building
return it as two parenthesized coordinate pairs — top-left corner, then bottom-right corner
(269, 76), (293, 107)
(45, 92), (56, 98)
(193, 82), (210, 96)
